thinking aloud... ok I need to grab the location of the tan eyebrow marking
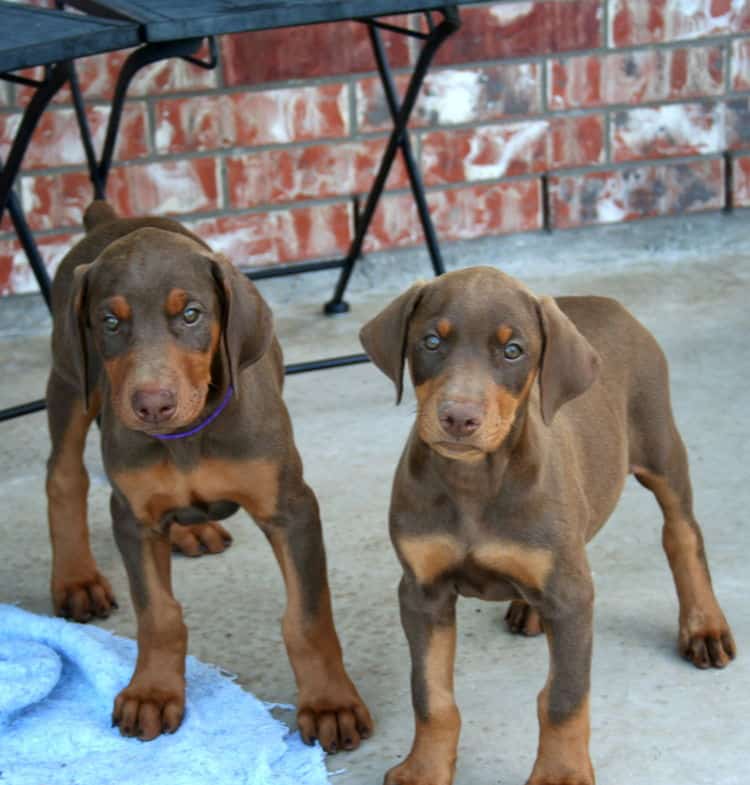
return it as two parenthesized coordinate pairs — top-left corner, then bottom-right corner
(165, 288), (189, 317)
(437, 319), (452, 338)
(497, 324), (513, 344)
(108, 295), (131, 320)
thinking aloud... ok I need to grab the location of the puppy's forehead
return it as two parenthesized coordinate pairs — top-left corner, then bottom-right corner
(90, 228), (215, 299)
(416, 267), (538, 330)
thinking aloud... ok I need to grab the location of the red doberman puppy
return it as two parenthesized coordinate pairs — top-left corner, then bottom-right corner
(360, 266), (735, 785)
(46, 201), (372, 748)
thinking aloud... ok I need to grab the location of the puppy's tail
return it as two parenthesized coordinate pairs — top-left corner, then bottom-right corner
(83, 200), (118, 233)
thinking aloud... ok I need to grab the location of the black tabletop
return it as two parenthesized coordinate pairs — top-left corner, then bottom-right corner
(0, 2), (140, 73)
(67, 0), (473, 42)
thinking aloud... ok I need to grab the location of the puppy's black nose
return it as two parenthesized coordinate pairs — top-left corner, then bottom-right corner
(438, 401), (483, 438)
(132, 388), (176, 424)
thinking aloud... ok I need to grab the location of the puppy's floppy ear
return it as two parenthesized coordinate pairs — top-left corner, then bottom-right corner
(359, 281), (425, 404)
(210, 255), (273, 394)
(64, 263), (98, 412)
(537, 295), (600, 425)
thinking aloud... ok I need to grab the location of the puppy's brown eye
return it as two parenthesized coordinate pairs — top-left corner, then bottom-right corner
(103, 315), (119, 333)
(183, 307), (201, 325)
(424, 334), (441, 351)
(504, 342), (523, 360)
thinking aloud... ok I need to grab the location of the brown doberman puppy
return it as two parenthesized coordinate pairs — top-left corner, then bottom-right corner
(360, 266), (735, 785)
(45, 201), (372, 748)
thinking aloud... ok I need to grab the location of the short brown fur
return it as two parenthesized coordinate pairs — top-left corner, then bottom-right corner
(45, 201), (372, 749)
(360, 266), (735, 785)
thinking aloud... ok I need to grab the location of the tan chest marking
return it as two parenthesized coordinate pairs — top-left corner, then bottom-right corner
(112, 457), (279, 526)
(473, 541), (553, 590)
(398, 535), (465, 585)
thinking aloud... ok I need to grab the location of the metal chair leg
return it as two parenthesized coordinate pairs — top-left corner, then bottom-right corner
(324, 6), (460, 315)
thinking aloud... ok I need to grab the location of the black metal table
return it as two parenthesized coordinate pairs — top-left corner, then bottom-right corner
(0, 3), (140, 420)
(1, 0), (475, 422)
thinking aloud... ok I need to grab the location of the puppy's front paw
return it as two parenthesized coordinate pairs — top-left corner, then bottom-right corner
(526, 778), (594, 785)
(52, 568), (117, 622)
(297, 694), (373, 754)
(170, 521), (232, 557)
(112, 673), (185, 741)
(679, 611), (736, 669)
(384, 758), (454, 785)
(297, 675), (373, 753)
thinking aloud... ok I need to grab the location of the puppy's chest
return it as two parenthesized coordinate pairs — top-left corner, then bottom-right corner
(111, 456), (279, 528)
(397, 518), (554, 599)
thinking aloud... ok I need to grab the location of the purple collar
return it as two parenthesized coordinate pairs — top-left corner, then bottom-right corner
(152, 385), (234, 441)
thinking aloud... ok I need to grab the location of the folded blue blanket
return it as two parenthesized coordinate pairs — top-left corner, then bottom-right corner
(0, 604), (329, 785)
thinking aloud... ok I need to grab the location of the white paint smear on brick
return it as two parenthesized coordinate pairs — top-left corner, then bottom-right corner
(616, 104), (724, 155)
(146, 161), (215, 213)
(463, 121), (547, 181)
(615, 0), (748, 42)
(154, 116), (174, 151)
(10, 237), (76, 295)
(420, 70), (482, 125)
(489, 2), (534, 25)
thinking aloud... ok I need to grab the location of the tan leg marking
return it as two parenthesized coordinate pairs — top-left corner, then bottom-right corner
(113, 531), (187, 741)
(385, 625), (460, 785)
(398, 535), (465, 585)
(266, 533), (373, 753)
(633, 466), (736, 668)
(527, 692), (594, 785)
(473, 540), (554, 591)
(47, 391), (115, 621)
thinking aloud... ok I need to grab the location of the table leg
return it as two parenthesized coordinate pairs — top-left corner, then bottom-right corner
(324, 6), (460, 315)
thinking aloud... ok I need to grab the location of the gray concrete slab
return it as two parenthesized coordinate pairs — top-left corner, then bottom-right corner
(1, 212), (749, 785)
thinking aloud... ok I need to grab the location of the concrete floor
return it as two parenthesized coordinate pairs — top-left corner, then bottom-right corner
(1, 212), (749, 785)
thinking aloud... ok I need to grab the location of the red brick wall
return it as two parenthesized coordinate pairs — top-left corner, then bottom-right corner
(2, 1), (749, 295)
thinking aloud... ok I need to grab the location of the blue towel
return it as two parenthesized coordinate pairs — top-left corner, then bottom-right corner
(0, 604), (330, 785)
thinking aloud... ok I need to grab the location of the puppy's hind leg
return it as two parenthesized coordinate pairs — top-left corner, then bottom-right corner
(505, 600), (544, 636)
(630, 376), (735, 668)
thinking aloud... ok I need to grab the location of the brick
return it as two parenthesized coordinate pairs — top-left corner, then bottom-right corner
(612, 102), (725, 162)
(364, 180), (542, 252)
(226, 140), (408, 209)
(610, 0), (750, 46)
(548, 46), (724, 110)
(733, 155), (750, 206)
(550, 159), (724, 228)
(726, 97), (750, 149)
(16, 41), (217, 105)
(732, 38), (750, 91)
(421, 123), (547, 185)
(222, 19), (409, 85)
(421, 116), (604, 185)
(356, 63), (542, 133)
(0, 245), (11, 296)
(549, 115), (606, 169)
(21, 158), (221, 231)
(0, 103), (147, 170)
(191, 203), (352, 267)
(432, 1), (601, 65)
(0, 232), (80, 296)
(155, 84), (348, 154)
